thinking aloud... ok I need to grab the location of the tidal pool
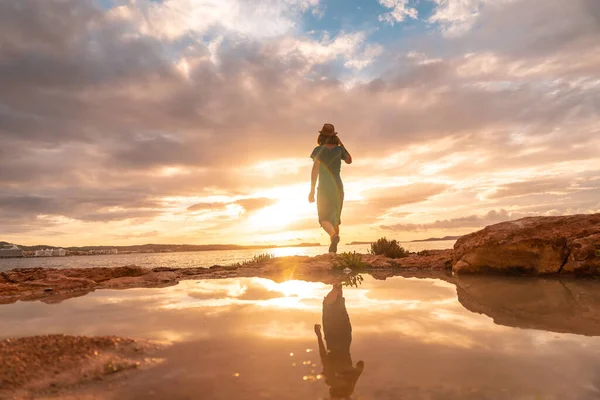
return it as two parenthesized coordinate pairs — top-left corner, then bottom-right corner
(2, 275), (600, 399)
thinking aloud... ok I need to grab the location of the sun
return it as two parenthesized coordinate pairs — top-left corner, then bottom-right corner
(249, 202), (293, 229)
(247, 187), (314, 230)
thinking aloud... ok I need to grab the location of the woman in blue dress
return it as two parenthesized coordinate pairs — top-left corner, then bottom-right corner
(308, 123), (353, 254)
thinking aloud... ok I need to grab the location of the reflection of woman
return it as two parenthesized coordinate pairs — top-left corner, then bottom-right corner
(308, 123), (352, 254)
(314, 284), (364, 399)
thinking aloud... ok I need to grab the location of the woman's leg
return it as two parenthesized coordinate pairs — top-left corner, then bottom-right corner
(321, 220), (336, 238)
(323, 221), (340, 253)
(334, 225), (339, 236)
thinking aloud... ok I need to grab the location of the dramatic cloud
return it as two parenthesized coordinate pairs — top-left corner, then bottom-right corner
(0, 0), (599, 245)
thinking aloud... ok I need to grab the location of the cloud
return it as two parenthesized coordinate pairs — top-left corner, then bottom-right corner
(187, 197), (278, 214)
(110, 0), (322, 39)
(378, 0), (418, 25)
(428, 0), (515, 37)
(360, 183), (449, 210)
(187, 203), (218, 212)
(0, 0), (599, 245)
(234, 198), (279, 212)
(381, 209), (515, 231)
(485, 178), (574, 200)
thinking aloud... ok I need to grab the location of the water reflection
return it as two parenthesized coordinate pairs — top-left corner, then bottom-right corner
(316, 284), (364, 399)
(455, 275), (600, 336)
(2, 276), (600, 398)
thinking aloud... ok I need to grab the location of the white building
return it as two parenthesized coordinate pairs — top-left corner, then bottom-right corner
(52, 248), (67, 257)
(0, 244), (24, 258)
(35, 248), (66, 257)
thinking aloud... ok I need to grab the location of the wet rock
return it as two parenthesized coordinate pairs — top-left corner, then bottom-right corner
(453, 213), (600, 275)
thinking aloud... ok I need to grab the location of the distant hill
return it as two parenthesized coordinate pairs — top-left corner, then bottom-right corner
(347, 241), (373, 245)
(409, 236), (461, 243)
(1, 241), (322, 253)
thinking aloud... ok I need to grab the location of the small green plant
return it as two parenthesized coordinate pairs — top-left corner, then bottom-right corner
(342, 274), (364, 288)
(242, 253), (275, 265)
(370, 237), (409, 259)
(332, 251), (369, 271)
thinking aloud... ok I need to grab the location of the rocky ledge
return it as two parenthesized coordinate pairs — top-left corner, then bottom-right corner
(453, 213), (600, 275)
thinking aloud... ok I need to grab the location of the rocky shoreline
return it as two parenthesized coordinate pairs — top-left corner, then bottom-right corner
(2, 213), (600, 305)
(0, 250), (453, 305)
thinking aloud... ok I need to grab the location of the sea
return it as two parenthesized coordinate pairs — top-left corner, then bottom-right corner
(0, 240), (455, 272)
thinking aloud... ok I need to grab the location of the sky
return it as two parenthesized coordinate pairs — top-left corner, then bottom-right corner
(1, 0), (599, 247)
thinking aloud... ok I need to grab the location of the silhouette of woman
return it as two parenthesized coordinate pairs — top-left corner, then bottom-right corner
(308, 123), (352, 254)
(314, 284), (364, 399)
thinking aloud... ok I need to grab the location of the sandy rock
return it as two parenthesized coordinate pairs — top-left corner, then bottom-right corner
(562, 233), (600, 274)
(102, 271), (181, 289)
(453, 213), (600, 275)
(0, 334), (165, 398)
(397, 250), (454, 270)
(65, 265), (146, 282)
(0, 283), (19, 294)
(20, 274), (96, 290)
(362, 254), (396, 268)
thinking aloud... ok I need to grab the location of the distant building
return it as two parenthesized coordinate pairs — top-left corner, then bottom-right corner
(110, 248), (118, 255)
(34, 248), (67, 257)
(52, 248), (67, 257)
(0, 244), (24, 258)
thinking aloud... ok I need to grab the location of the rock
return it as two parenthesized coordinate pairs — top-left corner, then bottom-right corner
(0, 334), (165, 398)
(562, 233), (600, 274)
(361, 254), (396, 269)
(453, 213), (600, 275)
(0, 283), (19, 294)
(396, 249), (454, 270)
(21, 274), (95, 290)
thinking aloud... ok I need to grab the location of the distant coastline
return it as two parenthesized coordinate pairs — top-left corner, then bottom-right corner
(408, 236), (461, 243)
(347, 236), (460, 246)
(0, 241), (322, 258)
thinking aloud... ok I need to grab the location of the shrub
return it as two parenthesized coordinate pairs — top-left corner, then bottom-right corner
(416, 250), (430, 256)
(332, 251), (369, 271)
(369, 237), (409, 259)
(243, 253), (275, 265)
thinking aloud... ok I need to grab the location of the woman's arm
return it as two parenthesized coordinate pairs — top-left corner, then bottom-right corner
(314, 324), (328, 366)
(308, 160), (320, 203)
(338, 138), (352, 164)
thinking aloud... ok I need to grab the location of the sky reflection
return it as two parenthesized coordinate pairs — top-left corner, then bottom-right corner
(2, 276), (600, 398)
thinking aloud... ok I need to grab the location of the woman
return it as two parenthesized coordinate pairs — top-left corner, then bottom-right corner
(308, 123), (352, 254)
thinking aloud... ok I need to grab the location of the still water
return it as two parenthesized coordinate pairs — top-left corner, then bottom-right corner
(0, 241), (455, 272)
(2, 274), (600, 399)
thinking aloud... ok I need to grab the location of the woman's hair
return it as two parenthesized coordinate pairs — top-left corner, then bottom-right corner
(318, 134), (341, 145)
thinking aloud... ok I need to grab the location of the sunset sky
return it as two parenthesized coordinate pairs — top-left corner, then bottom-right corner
(1, 0), (599, 247)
